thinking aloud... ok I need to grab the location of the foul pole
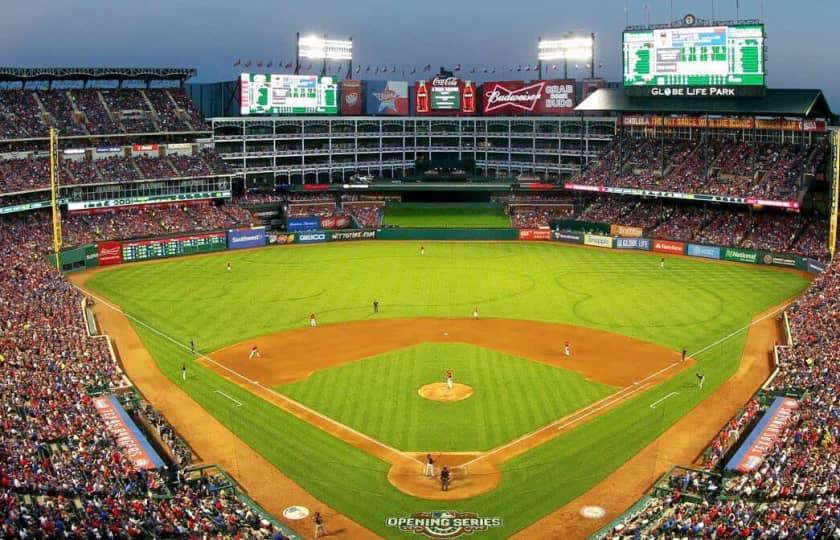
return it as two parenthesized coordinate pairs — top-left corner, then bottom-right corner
(49, 127), (62, 268)
(829, 130), (839, 259)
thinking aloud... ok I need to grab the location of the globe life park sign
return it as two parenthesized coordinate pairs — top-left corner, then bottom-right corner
(627, 85), (766, 98)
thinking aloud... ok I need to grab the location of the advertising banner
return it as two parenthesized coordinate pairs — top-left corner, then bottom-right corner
(340, 79), (363, 115)
(97, 241), (123, 266)
(287, 216), (321, 232)
(761, 253), (797, 268)
(610, 224), (644, 238)
(552, 230), (583, 244)
(331, 230), (376, 241)
(582, 78), (606, 101)
(481, 80), (537, 116)
(653, 239), (685, 255)
(415, 77), (475, 115)
(320, 215), (352, 230)
(687, 243), (722, 260)
(615, 237), (652, 250)
(723, 247), (760, 264)
(131, 144), (158, 152)
(228, 226), (266, 250)
(584, 233), (613, 248)
(63, 148), (85, 155)
(532, 79), (575, 115)
(297, 232), (328, 244)
(806, 259), (826, 274)
(95, 146), (122, 153)
(726, 396), (798, 473)
(268, 233), (296, 245)
(93, 395), (164, 471)
(518, 229), (553, 241)
(366, 80), (409, 116)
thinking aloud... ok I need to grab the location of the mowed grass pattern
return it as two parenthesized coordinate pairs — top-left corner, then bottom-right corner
(280, 343), (615, 451)
(382, 202), (510, 228)
(86, 242), (811, 537)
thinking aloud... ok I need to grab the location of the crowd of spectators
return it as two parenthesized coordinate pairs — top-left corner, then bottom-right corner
(38, 91), (87, 136)
(342, 202), (383, 228)
(509, 204), (575, 228)
(598, 257), (840, 539)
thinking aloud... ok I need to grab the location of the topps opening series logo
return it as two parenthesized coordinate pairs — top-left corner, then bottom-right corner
(386, 511), (503, 538)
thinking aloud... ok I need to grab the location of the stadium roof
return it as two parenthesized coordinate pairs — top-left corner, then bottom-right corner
(575, 88), (834, 119)
(0, 67), (197, 84)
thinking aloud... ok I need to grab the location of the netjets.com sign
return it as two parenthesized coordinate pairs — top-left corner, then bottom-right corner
(386, 511), (503, 538)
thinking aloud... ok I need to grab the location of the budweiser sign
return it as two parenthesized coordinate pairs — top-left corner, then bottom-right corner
(484, 81), (545, 113)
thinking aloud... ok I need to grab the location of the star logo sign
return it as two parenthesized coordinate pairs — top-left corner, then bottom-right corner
(483, 81), (546, 113)
(374, 85), (399, 113)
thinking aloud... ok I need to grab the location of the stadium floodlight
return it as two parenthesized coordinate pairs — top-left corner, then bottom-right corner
(295, 33), (353, 78)
(537, 33), (595, 79)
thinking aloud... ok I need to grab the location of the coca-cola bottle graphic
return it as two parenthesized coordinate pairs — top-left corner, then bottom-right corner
(462, 81), (475, 113)
(416, 81), (429, 113)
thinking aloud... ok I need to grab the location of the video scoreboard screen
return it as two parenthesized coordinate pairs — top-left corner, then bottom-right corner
(121, 232), (226, 262)
(623, 24), (764, 93)
(240, 73), (338, 115)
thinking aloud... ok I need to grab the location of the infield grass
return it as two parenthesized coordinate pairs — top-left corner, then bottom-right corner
(382, 202), (510, 228)
(280, 342), (615, 451)
(86, 241), (810, 538)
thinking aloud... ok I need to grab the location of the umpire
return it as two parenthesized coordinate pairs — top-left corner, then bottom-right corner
(440, 466), (451, 491)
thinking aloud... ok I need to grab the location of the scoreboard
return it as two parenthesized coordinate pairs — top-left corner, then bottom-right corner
(623, 24), (764, 92)
(121, 232), (226, 262)
(240, 73), (338, 115)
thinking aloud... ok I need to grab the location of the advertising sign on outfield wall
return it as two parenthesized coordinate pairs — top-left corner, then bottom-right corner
(331, 230), (376, 241)
(615, 237), (652, 250)
(723, 247), (760, 264)
(518, 229), (552, 241)
(761, 253), (797, 267)
(653, 239), (685, 255)
(228, 226), (266, 250)
(97, 241), (122, 266)
(268, 233), (295, 245)
(584, 234), (613, 248)
(552, 230), (583, 244)
(286, 216), (321, 232)
(297, 232), (328, 244)
(610, 224), (644, 238)
(687, 243), (722, 259)
(320, 215), (352, 230)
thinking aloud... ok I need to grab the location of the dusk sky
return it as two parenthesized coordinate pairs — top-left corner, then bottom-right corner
(1, 0), (837, 109)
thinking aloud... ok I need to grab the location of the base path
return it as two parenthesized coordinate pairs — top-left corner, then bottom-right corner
(418, 383), (473, 402)
(512, 300), (791, 539)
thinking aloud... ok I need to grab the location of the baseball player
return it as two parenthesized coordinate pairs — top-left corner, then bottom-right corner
(310, 313), (317, 328)
(659, 257), (665, 269)
(181, 362), (187, 381)
(473, 305), (479, 319)
(440, 466), (451, 491)
(682, 349), (687, 362)
(189, 338), (195, 354)
(696, 372), (705, 389)
(564, 340), (571, 357)
(313, 512), (326, 538)
(424, 454), (435, 477)
(248, 346), (261, 360)
(226, 262), (232, 272)
(420, 245), (425, 256)
(373, 300), (379, 314)
(446, 369), (454, 390)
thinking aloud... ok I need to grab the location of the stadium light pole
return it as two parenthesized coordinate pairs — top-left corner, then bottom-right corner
(537, 34), (594, 80)
(296, 33), (353, 78)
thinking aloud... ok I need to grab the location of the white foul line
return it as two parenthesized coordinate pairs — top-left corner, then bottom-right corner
(649, 391), (679, 409)
(78, 288), (423, 466)
(214, 390), (243, 407)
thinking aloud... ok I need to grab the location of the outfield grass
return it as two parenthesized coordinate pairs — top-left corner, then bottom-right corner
(382, 202), (510, 228)
(86, 242), (809, 538)
(280, 343), (615, 451)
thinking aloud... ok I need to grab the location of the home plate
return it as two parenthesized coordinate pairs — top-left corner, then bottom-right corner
(443, 332), (449, 336)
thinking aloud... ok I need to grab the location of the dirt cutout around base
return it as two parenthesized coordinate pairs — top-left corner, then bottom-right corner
(387, 453), (500, 500)
(418, 383), (473, 402)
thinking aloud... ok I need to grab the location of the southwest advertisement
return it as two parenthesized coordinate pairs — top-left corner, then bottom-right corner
(228, 226), (267, 250)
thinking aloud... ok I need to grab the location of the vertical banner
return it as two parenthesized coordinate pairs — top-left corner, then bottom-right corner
(830, 131), (839, 257)
(366, 81), (409, 116)
(340, 80), (363, 115)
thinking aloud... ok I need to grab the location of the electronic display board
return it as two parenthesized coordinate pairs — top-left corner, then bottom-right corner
(240, 73), (338, 115)
(121, 232), (226, 262)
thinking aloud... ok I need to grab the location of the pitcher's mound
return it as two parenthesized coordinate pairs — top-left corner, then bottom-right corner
(418, 383), (473, 402)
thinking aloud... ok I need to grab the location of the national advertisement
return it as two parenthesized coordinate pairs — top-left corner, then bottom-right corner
(97, 241), (122, 266)
(552, 230), (583, 244)
(610, 224), (644, 238)
(615, 237), (652, 250)
(687, 243), (721, 260)
(584, 233), (613, 248)
(228, 226), (266, 250)
(297, 232), (328, 244)
(723, 247), (760, 264)
(331, 230), (376, 241)
(340, 80), (363, 115)
(286, 216), (321, 232)
(518, 229), (552, 241)
(93, 395), (164, 471)
(653, 239), (685, 255)
(366, 81), (409, 116)
(726, 396), (798, 473)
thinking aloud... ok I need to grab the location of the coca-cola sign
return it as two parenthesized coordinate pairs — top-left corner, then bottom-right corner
(415, 78), (475, 116)
(432, 76), (458, 87)
(482, 81), (544, 115)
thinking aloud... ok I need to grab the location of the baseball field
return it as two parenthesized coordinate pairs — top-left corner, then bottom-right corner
(80, 241), (809, 538)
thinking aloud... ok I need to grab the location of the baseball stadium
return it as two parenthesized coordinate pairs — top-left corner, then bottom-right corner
(1, 5), (838, 540)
